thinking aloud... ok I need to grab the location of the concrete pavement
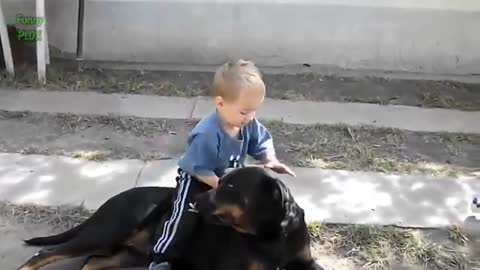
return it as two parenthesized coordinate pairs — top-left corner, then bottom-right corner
(1, 153), (478, 228)
(0, 89), (479, 134)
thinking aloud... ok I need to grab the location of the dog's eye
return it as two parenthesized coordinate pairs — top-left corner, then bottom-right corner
(227, 184), (234, 188)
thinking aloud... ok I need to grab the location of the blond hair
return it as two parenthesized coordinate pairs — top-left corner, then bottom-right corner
(211, 59), (265, 102)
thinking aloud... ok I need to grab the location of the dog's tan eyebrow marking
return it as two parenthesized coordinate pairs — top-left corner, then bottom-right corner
(212, 204), (255, 234)
(213, 204), (243, 219)
(248, 260), (267, 270)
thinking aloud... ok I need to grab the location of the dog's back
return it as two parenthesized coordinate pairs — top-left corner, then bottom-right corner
(25, 186), (174, 246)
(18, 186), (175, 270)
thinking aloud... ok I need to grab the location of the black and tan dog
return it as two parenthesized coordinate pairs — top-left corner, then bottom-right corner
(16, 167), (324, 270)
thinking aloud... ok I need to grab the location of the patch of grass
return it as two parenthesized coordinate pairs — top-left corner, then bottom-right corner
(0, 201), (93, 232)
(272, 88), (306, 100)
(448, 225), (469, 246)
(441, 134), (480, 158)
(370, 159), (459, 177)
(155, 80), (182, 95)
(418, 91), (456, 109)
(305, 148), (460, 177)
(303, 72), (321, 81)
(309, 145), (445, 175)
(308, 222), (469, 270)
(51, 112), (175, 137)
(415, 81), (480, 111)
(72, 150), (108, 161)
(266, 120), (478, 177)
(1, 65), (203, 96)
(342, 96), (400, 106)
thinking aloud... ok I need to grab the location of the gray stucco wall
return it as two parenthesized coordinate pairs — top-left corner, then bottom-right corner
(2, 0), (480, 75)
(81, 0), (480, 75)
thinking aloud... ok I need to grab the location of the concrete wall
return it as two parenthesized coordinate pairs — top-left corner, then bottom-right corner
(81, 0), (480, 75)
(2, 0), (480, 75)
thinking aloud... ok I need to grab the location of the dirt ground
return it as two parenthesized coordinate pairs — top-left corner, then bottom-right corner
(1, 60), (480, 111)
(0, 111), (478, 177)
(1, 201), (477, 270)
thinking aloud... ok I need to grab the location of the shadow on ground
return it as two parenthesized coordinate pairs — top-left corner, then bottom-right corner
(274, 168), (479, 227)
(0, 153), (181, 210)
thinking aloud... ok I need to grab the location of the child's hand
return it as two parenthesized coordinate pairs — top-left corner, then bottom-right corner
(263, 160), (296, 177)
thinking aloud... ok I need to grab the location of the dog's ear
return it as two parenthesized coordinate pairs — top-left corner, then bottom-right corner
(273, 178), (302, 236)
(254, 176), (301, 239)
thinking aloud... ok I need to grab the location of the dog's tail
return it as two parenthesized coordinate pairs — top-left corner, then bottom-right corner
(23, 220), (87, 246)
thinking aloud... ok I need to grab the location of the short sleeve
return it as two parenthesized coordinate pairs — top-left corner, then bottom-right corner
(178, 133), (218, 176)
(247, 119), (276, 161)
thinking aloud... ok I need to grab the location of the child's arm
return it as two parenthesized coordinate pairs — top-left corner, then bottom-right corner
(247, 118), (277, 162)
(178, 133), (220, 189)
(247, 119), (296, 177)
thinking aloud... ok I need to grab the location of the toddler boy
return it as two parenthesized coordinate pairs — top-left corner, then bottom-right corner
(149, 59), (295, 270)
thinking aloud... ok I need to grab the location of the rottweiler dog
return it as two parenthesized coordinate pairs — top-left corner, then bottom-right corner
(16, 167), (324, 270)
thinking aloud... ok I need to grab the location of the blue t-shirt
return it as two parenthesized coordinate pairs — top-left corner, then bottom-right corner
(178, 111), (275, 178)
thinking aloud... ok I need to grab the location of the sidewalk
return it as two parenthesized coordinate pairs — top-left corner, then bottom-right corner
(1, 153), (478, 228)
(0, 89), (479, 134)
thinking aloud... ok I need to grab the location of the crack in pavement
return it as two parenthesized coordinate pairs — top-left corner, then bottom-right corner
(134, 161), (147, 187)
(189, 97), (199, 119)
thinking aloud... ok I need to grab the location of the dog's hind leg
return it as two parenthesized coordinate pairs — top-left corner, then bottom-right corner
(80, 248), (149, 270)
(23, 220), (86, 246)
(16, 240), (104, 270)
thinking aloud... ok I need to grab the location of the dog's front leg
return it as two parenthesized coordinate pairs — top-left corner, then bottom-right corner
(283, 244), (325, 270)
(284, 260), (324, 270)
(247, 259), (279, 270)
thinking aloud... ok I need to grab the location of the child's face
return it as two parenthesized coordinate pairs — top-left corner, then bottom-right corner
(216, 91), (264, 129)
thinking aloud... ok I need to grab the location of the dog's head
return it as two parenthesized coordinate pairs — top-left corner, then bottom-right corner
(195, 167), (302, 240)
